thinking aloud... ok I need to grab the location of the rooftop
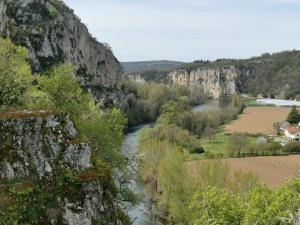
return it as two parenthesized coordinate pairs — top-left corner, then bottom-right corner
(287, 126), (300, 134)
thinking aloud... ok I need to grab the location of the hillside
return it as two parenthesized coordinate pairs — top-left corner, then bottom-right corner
(126, 50), (300, 99)
(0, 0), (123, 97)
(0, 1), (131, 224)
(122, 60), (185, 73)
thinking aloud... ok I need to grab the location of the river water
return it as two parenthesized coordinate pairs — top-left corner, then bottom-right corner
(122, 102), (219, 225)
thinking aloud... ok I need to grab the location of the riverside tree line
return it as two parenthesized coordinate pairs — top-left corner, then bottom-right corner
(138, 92), (300, 224)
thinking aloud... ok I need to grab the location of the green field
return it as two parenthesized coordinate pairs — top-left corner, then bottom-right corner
(185, 126), (257, 161)
(246, 99), (258, 106)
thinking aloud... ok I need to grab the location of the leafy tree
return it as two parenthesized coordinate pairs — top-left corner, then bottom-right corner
(189, 187), (244, 225)
(229, 171), (259, 197)
(228, 133), (249, 157)
(287, 105), (300, 124)
(244, 180), (300, 225)
(30, 64), (96, 117)
(0, 37), (32, 108)
(284, 142), (300, 153)
(202, 125), (215, 142)
(158, 149), (193, 224)
(78, 108), (127, 168)
(273, 122), (281, 135)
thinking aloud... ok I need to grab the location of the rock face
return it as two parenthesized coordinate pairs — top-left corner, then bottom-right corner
(168, 66), (238, 99)
(0, 111), (125, 225)
(0, 0), (123, 91)
(125, 66), (238, 99)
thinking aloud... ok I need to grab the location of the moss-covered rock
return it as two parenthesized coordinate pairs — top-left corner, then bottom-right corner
(0, 111), (128, 225)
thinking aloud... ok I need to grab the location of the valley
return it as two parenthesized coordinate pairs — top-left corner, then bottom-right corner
(0, 0), (299, 225)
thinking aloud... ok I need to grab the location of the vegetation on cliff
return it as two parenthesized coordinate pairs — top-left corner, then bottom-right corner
(126, 50), (300, 100)
(0, 37), (131, 224)
(181, 51), (300, 99)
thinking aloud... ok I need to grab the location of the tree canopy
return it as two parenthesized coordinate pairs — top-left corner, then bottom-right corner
(287, 105), (300, 124)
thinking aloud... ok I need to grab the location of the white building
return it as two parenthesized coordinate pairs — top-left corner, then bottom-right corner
(284, 126), (300, 141)
(256, 99), (300, 107)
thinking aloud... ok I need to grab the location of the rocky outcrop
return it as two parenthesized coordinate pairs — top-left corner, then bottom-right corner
(0, 111), (126, 225)
(126, 74), (146, 83)
(168, 66), (238, 99)
(0, 0), (123, 91)
(125, 66), (239, 99)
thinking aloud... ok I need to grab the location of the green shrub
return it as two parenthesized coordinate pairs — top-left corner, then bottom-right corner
(284, 142), (300, 153)
(0, 37), (32, 108)
(189, 146), (205, 154)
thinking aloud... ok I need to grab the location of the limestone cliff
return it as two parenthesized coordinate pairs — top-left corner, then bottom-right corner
(0, 111), (126, 225)
(125, 66), (238, 99)
(169, 66), (238, 99)
(0, 0), (123, 92)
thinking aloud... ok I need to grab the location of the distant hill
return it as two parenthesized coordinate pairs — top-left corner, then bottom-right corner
(121, 60), (185, 73)
(125, 50), (300, 100)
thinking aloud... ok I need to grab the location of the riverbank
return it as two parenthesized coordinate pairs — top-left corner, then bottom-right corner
(123, 102), (220, 224)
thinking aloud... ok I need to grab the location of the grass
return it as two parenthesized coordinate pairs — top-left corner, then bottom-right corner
(246, 99), (258, 106)
(203, 133), (230, 155)
(185, 126), (257, 161)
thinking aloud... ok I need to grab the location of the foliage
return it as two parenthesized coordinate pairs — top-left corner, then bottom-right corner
(286, 105), (300, 124)
(180, 50), (300, 99)
(189, 179), (300, 225)
(157, 97), (244, 139)
(190, 187), (244, 225)
(122, 79), (207, 126)
(139, 123), (202, 156)
(273, 122), (281, 135)
(139, 124), (261, 224)
(284, 142), (300, 154)
(0, 185), (34, 225)
(0, 38), (131, 222)
(228, 133), (249, 157)
(0, 37), (32, 108)
(77, 108), (127, 168)
(26, 64), (98, 118)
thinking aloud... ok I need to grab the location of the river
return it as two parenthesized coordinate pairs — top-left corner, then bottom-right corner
(122, 102), (219, 225)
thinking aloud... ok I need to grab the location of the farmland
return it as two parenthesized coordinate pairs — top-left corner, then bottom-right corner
(225, 106), (291, 135)
(187, 155), (300, 187)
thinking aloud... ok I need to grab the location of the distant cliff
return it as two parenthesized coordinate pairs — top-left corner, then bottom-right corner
(0, 0), (123, 93)
(126, 66), (238, 99)
(0, 111), (126, 225)
(126, 50), (300, 100)
(168, 66), (238, 99)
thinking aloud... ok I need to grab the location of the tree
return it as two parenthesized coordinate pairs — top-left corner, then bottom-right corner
(272, 122), (281, 135)
(158, 149), (193, 224)
(202, 125), (215, 142)
(287, 105), (300, 124)
(189, 187), (244, 225)
(26, 64), (100, 120)
(244, 180), (300, 225)
(228, 133), (249, 157)
(0, 37), (32, 108)
(158, 101), (182, 124)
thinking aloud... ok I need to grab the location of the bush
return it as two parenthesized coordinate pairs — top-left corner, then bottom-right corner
(189, 146), (205, 154)
(0, 37), (32, 108)
(284, 142), (300, 153)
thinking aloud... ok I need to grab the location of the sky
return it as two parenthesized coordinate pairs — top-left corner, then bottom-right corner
(64, 0), (300, 62)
